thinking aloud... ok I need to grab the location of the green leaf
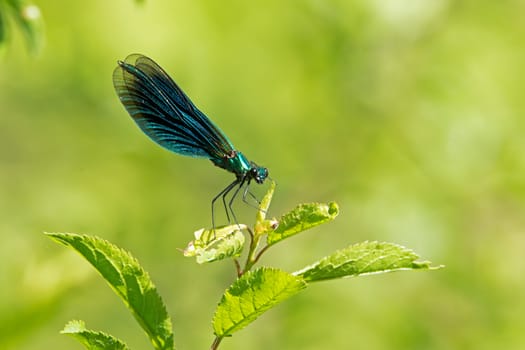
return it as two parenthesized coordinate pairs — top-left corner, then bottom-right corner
(295, 241), (443, 282)
(267, 202), (339, 245)
(254, 180), (277, 235)
(61, 320), (129, 350)
(257, 180), (275, 221)
(6, 0), (44, 54)
(213, 267), (307, 337)
(46, 233), (174, 350)
(183, 225), (246, 264)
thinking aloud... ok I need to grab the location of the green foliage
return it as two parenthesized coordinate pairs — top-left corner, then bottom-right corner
(254, 180), (278, 235)
(45, 233), (174, 350)
(296, 241), (441, 283)
(1, 1), (523, 349)
(267, 201), (339, 245)
(0, 0), (148, 53)
(0, 0), (43, 53)
(61, 320), (129, 350)
(47, 185), (439, 349)
(212, 267), (307, 338)
(183, 225), (246, 264)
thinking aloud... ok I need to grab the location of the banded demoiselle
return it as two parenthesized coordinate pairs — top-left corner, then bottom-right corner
(112, 54), (269, 228)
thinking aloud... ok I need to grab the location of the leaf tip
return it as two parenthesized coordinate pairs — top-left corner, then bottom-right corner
(61, 320), (86, 334)
(328, 202), (339, 217)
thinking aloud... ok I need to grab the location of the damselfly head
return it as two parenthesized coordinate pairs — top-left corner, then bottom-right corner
(250, 165), (268, 184)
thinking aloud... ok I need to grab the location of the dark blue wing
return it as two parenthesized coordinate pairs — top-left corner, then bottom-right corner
(112, 54), (236, 159)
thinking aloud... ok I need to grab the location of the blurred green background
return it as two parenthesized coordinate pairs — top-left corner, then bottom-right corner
(1, 0), (524, 349)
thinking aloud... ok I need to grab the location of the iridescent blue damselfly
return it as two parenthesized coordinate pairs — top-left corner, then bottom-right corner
(112, 54), (269, 229)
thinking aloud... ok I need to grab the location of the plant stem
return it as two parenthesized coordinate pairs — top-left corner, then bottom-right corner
(233, 258), (242, 277)
(242, 227), (261, 274)
(210, 336), (222, 350)
(253, 243), (271, 264)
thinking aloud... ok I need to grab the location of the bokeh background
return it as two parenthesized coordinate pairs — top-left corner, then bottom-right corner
(1, 0), (524, 349)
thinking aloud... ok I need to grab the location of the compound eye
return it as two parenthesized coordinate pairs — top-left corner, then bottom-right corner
(255, 167), (268, 184)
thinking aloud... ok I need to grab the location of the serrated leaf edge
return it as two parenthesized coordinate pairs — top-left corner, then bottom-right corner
(294, 241), (443, 282)
(213, 267), (307, 337)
